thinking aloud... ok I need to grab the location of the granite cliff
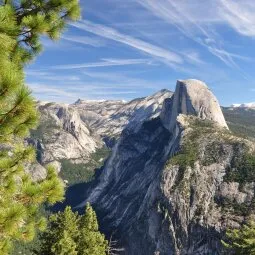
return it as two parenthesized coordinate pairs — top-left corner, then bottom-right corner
(81, 79), (255, 255)
(29, 90), (172, 181)
(74, 89), (173, 139)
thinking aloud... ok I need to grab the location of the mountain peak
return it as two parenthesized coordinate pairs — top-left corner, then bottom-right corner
(177, 78), (207, 87)
(161, 79), (228, 131)
(230, 102), (255, 109)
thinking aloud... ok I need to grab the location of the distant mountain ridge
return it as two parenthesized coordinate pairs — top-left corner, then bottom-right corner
(230, 102), (255, 108)
(30, 89), (172, 181)
(73, 89), (173, 138)
(31, 89), (255, 179)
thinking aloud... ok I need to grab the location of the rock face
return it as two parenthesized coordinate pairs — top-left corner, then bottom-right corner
(82, 80), (255, 255)
(161, 79), (228, 131)
(29, 90), (172, 176)
(74, 89), (173, 138)
(31, 103), (102, 165)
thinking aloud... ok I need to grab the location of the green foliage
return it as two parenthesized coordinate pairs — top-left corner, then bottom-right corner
(224, 151), (255, 186)
(52, 230), (78, 255)
(12, 234), (41, 255)
(0, 155), (64, 253)
(0, 6), (37, 143)
(217, 150), (255, 216)
(0, 0), (80, 253)
(165, 117), (253, 192)
(169, 140), (198, 170)
(222, 221), (255, 255)
(11, 206), (50, 255)
(38, 204), (108, 255)
(165, 118), (216, 189)
(39, 206), (79, 255)
(1, 0), (81, 64)
(167, 118), (215, 168)
(60, 147), (111, 185)
(215, 196), (255, 217)
(77, 204), (109, 255)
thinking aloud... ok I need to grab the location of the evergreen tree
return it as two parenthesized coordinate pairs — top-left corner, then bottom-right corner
(1, 0), (80, 64)
(38, 205), (108, 255)
(78, 203), (108, 255)
(51, 230), (78, 255)
(222, 221), (255, 254)
(0, 0), (80, 254)
(39, 206), (79, 255)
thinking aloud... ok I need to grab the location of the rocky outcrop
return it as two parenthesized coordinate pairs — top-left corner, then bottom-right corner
(31, 103), (102, 164)
(81, 80), (255, 255)
(161, 79), (228, 131)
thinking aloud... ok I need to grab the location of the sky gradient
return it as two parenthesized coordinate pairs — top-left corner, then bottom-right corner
(26, 0), (255, 106)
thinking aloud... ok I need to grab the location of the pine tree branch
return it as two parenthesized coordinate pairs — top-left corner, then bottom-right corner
(0, 118), (31, 138)
(0, 88), (8, 97)
(0, 96), (26, 126)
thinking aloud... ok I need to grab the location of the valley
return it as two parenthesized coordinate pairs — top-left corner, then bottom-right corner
(27, 79), (255, 255)
(30, 87), (255, 188)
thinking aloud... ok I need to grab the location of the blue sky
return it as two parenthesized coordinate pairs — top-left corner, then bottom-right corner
(26, 0), (255, 106)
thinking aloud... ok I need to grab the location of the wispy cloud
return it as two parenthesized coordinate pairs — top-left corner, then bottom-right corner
(51, 58), (155, 70)
(81, 69), (176, 89)
(29, 81), (153, 103)
(26, 68), (173, 91)
(71, 20), (183, 65)
(61, 35), (106, 47)
(29, 83), (78, 99)
(88, 91), (137, 95)
(182, 51), (204, 65)
(26, 70), (80, 81)
(135, 0), (254, 71)
(219, 0), (255, 37)
(135, 0), (255, 37)
(135, 0), (233, 67)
